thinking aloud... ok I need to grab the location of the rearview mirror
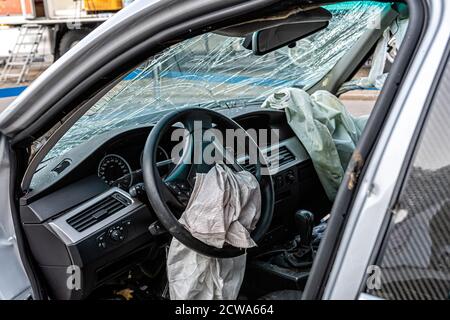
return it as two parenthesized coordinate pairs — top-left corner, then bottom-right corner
(248, 8), (332, 55)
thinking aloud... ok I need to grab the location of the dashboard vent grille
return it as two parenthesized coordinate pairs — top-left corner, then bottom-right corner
(67, 193), (131, 232)
(276, 146), (296, 167)
(240, 146), (297, 174)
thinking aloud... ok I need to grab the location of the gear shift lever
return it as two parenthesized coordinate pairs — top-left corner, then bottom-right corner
(270, 209), (315, 269)
(294, 210), (314, 246)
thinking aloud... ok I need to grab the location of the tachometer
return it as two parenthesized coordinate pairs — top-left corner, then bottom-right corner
(98, 154), (133, 188)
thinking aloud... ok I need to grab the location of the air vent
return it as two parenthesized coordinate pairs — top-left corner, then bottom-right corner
(67, 193), (131, 232)
(240, 145), (296, 174)
(268, 145), (296, 168)
(278, 146), (296, 167)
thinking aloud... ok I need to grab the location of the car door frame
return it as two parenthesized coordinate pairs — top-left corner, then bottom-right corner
(303, 0), (450, 300)
(0, 0), (338, 300)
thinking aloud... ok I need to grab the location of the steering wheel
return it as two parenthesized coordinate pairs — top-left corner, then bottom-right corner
(142, 108), (274, 258)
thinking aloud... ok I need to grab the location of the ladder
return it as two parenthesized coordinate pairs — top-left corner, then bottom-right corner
(0, 25), (44, 84)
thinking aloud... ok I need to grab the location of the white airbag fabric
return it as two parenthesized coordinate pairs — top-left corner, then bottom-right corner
(262, 88), (366, 200)
(167, 164), (261, 300)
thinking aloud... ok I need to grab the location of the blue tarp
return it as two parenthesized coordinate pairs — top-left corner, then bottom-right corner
(0, 86), (27, 98)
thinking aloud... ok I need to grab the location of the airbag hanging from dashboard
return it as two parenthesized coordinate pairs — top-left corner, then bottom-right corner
(262, 88), (366, 200)
(167, 164), (261, 300)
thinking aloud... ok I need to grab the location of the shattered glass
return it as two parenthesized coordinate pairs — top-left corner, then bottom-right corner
(41, 1), (388, 164)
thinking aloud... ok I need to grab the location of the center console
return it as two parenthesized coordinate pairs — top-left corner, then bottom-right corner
(20, 177), (155, 299)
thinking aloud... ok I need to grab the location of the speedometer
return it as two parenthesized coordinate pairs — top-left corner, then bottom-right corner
(98, 154), (133, 188)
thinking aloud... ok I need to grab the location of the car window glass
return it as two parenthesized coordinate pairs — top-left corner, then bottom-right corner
(366, 62), (450, 300)
(30, 1), (389, 190)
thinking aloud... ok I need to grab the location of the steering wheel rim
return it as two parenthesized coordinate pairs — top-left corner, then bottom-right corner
(142, 108), (274, 258)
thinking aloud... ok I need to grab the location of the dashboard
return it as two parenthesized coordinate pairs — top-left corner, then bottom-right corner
(19, 107), (331, 299)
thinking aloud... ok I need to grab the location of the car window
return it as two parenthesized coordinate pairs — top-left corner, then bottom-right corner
(338, 16), (409, 116)
(365, 62), (450, 300)
(31, 1), (389, 190)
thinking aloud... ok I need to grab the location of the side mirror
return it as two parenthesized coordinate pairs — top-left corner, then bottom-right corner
(248, 8), (332, 55)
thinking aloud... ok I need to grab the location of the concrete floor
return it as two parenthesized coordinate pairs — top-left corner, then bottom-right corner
(0, 62), (50, 115)
(342, 99), (376, 117)
(341, 89), (378, 117)
(0, 73), (378, 118)
(0, 97), (15, 113)
(0, 95), (375, 117)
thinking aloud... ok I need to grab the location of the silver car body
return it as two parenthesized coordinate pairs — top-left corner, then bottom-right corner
(0, 0), (162, 300)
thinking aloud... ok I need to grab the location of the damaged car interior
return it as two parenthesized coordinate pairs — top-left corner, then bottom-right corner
(13, 0), (414, 300)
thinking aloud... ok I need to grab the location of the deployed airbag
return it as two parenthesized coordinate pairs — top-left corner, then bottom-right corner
(167, 164), (261, 300)
(262, 88), (366, 200)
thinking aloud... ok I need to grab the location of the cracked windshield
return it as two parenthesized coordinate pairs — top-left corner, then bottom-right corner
(45, 1), (386, 161)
